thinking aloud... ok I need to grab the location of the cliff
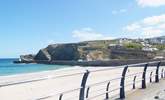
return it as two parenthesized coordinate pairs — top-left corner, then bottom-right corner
(17, 39), (158, 64)
(34, 43), (80, 61)
(109, 47), (156, 59)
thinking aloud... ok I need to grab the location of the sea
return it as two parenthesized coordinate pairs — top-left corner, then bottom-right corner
(0, 58), (71, 76)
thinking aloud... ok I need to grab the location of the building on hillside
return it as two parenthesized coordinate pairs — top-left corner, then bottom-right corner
(142, 47), (158, 52)
(140, 42), (152, 47)
(154, 56), (164, 59)
(161, 40), (165, 44)
(119, 38), (132, 44)
(108, 44), (123, 49)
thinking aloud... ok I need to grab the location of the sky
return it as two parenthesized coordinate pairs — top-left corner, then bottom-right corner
(0, 0), (165, 58)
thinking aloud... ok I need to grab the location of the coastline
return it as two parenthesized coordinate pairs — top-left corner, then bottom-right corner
(0, 65), (82, 78)
(0, 59), (74, 76)
(14, 59), (165, 66)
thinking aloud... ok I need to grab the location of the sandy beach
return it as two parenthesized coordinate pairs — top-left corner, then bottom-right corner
(0, 66), (164, 100)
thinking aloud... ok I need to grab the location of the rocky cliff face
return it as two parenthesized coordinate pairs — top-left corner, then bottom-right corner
(19, 40), (157, 63)
(34, 49), (51, 61)
(20, 54), (35, 62)
(110, 48), (156, 59)
(34, 43), (80, 61)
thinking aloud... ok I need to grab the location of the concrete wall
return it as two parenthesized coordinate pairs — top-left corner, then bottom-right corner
(35, 59), (165, 66)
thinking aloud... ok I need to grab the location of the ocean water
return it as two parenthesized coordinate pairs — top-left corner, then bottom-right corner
(0, 58), (71, 76)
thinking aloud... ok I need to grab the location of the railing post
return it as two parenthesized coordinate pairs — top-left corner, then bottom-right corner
(105, 82), (110, 99)
(86, 87), (90, 98)
(155, 62), (161, 83)
(79, 70), (90, 100)
(59, 94), (63, 100)
(133, 76), (136, 89)
(142, 63), (148, 89)
(150, 71), (153, 83)
(120, 66), (128, 99)
(161, 69), (164, 78)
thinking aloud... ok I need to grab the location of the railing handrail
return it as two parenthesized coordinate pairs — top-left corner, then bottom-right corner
(0, 71), (86, 87)
(86, 86), (122, 100)
(86, 76), (122, 87)
(34, 60), (164, 100)
(35, 87), (82, 100)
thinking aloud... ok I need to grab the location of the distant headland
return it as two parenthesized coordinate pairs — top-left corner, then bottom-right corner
(14, 36), (165, 66)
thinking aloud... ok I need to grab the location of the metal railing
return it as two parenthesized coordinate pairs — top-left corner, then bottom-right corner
(35, 60), (165, 100)
(1, 60), (165, 100)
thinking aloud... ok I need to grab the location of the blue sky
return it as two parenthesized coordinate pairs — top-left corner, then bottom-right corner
(0, 0), (165, 58)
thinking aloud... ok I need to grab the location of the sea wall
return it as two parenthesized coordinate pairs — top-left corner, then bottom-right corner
(35, 59), (165, 66)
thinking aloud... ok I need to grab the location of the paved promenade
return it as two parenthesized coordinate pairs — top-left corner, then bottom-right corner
(126, 79), (165, 100)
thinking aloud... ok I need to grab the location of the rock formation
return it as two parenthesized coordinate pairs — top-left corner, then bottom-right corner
(20, 54), (35, 62)
(34, 43), (79, 61)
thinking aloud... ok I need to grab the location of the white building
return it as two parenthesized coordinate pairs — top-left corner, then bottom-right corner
(154, 56), (164, 59)
(142, 47), (158, 51)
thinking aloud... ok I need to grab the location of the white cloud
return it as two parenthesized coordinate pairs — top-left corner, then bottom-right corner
(123, 14), (165, 38)
(159, 23), (165, 28)
(143, 14), (165, 25)
(137, 0), (165, 7)
(112, 9), (127, 15)
(72, 28), (113, 41)
(124, 23), (141, 32)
